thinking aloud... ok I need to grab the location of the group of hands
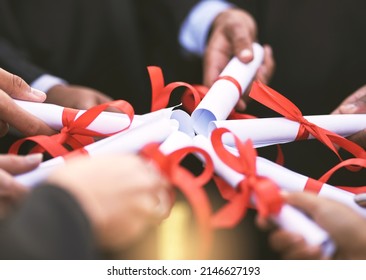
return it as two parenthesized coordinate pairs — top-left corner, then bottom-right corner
(1, 8), (366, 259)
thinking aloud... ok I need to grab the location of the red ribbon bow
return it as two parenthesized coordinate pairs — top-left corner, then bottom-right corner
(249, 81), (366, 166)
(210, 128), (283, 228)
(9, 100), (134, 158)
(140, 142), (214, 259)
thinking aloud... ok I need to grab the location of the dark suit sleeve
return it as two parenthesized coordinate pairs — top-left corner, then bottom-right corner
(0, 0), (47, 83)
(0, 185), (98, 260)
(0, 37), (46, 83)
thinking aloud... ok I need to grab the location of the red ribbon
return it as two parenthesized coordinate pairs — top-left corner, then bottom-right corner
(140, 142), (214, 259)
(9, 100), (134, 158)
(216, 76), (242, 98)
(249, 81), (366, 166)
(210, 128), (283, 228)
(149, 66), (257, 121)
(148, 66), (202, 112)
(304, 157), (366, 194)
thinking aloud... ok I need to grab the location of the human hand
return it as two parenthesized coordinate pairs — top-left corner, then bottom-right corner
(0, 68), (55, 137)
(332, 85), (366, 148)
(203, 8), (275, 111)
(46, 84), (113, 110)
(46, 155), (172, 252)
(0, 153), (43, 218)
(258, 192), (366, 259)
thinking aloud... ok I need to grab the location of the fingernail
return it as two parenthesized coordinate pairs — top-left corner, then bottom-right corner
(25, 153), (43, 164)
(339, 104), (358, 114)
(239, 49), (253, 60)
(354, 193), (366, 207)
(31, 88), (46, 99)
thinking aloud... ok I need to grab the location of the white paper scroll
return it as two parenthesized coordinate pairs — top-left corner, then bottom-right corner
(209, 114), (366, 147)
(193, 135), (336, 256)
(192, 43), (264, 136)
(159, 130), (193, 154)
(14, 100), (194, 136)
(16, 118), (178, 188)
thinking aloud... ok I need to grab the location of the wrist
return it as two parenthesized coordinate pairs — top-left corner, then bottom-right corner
(30, 74), (68, 94)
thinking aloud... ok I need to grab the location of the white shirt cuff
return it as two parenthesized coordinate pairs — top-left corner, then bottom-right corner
(179, 0), (233, 56)
(30, 74), (68, 94)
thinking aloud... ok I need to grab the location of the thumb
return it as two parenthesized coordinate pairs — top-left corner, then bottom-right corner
(282, 192), (322, 218)
(0, 154), (43, 175)
(0, 68), (46, 102)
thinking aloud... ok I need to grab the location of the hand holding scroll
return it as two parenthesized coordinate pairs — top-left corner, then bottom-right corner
(258, 192), (366, 259)
(332, 85), (366, 148)
(46, 154), (172, 252)
(0, 68), (54, 137)
(204, 8), (275, 111)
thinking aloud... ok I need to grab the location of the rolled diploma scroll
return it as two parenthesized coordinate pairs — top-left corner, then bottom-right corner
(192, 43), (264, 136)
(193, 135), (336, 257)
(159, 130), (193, 154)
(13, 100), (194, 135)
(209, 114), (366, 147)
(15, 118), (178, 188)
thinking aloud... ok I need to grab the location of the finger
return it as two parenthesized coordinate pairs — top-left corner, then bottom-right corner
(347, 130), (366, 149)
(282, 192), (323, 218)
(235, 99), (247, 112)
(129, 189), (172, 225)
(224, 19), (255, 63)
(255, 215), (277, 230)
(282, 245), (324, 260)
(269, 229), (306, 253)
(256, 45), (275, 84)
(354, 193), (366, 208)
(0, 120), (9, 137)
(0, 169), (27, 196)
(0, 68), (46, 102)
(332, 85), (366, 114)
(228, 29), (254, 63)
(0, 154), (43, 175)
(154, 189), (173, 220)
(0, 92), (56, 136)
(97, 93), (113, 104)
(203, 34), (232, 87)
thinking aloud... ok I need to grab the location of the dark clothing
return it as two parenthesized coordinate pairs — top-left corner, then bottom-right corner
(226, 0), (366, 183)
(0, 0), (199, 114)
(0, 185), (97, 259)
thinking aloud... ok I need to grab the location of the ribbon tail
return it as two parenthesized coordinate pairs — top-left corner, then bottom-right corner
(211, 189), (249, 229)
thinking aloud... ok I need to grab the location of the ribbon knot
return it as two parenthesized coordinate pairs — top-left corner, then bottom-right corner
(9, 100), (134, 158)
(210, 127), (283, 228)
(249, 81), (366, 165)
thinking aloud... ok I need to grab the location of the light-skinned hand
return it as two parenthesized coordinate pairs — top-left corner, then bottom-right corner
(332, 85), (366, 148)
(46, 154), (172, 252)
(0, 153), (43, 218)
(0, 68), (55, 137)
